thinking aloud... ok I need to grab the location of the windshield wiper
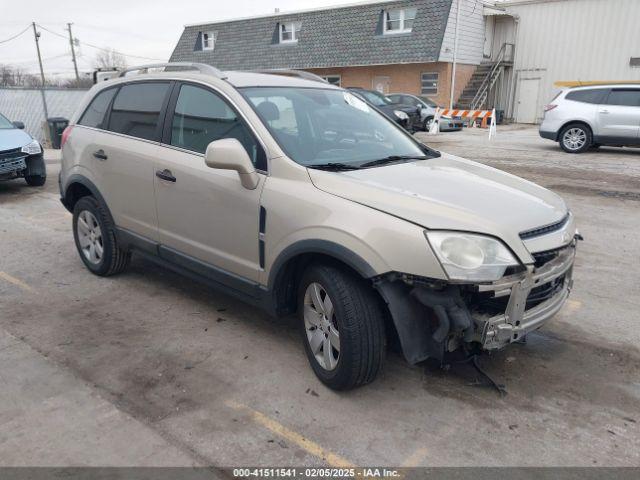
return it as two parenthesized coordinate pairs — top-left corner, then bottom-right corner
(306, 162), (362, 171)
(359, 155), (428, 168)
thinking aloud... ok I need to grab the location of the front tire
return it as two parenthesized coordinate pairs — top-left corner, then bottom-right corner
(298, 264), (386, 390)
(25, 174), (46, 186)
(72, 196), (130, 276)
(423, 116), (434, 131)
(559, 123), (592, 153)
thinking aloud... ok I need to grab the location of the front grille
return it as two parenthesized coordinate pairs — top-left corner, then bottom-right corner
(0, 147), (24, 158)
(526, 275), (565, 308)
(467, 273), (566, 316)
(520, 214), (570, 240)
(0, 151), (27, 174)
(531, 245), (569, 268)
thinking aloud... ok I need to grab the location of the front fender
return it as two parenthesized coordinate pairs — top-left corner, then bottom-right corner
(266, 234), (383, 290)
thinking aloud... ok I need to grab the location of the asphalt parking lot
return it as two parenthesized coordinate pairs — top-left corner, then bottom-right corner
(1, 125), (639, 467)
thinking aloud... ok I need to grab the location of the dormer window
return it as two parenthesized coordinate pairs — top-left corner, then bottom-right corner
(279, 22), (301, 43)
(202, 31), (215, 51)
(383, 8), (417, 34)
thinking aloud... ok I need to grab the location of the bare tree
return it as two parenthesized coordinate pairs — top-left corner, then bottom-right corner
(0, 65), (44, 87)
(93, 49), (127, 70)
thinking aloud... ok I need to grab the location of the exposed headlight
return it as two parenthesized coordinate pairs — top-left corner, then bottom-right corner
(21, 140), (42, 155)
(394, 110), (409, 120)
(426, 231), (519, 282)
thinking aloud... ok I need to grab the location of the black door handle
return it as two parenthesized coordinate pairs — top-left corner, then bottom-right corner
(93, 149), (108, 160)
(156, 169), (176, 183)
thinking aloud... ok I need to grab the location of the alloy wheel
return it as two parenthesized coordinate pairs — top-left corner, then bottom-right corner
(303, 282), (340, 371)
(562, 128), (587, 151)
(77, 210), (104, 265)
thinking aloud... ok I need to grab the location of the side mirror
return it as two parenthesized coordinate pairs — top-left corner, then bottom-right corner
(204, 138), (259, 190)
(13, 121), (25, 129)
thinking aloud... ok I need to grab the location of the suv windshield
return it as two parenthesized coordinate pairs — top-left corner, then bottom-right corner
(0, 113), (15, 129)
(242, 87), (432, 167)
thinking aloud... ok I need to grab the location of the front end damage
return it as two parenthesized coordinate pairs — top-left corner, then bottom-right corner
(0, 148), (45, 181)
(374, 241), (577, 364)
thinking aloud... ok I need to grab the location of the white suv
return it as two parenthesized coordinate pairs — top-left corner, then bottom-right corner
(540, 85), (640, 153)
(60, 63), (578, 390)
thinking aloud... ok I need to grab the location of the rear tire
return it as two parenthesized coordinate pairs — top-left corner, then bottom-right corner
(25, 174), (46, 186)
(298, 264), (386, 390)
(559, 123), (592, 153)
(73, 196), (131, 276)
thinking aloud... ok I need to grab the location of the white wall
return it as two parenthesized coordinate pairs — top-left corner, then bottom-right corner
(505, 0), (640, 122)
(439, 0), (486, 65)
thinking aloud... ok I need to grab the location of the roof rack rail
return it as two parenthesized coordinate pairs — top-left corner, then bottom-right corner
(119, 62), (227, 80)
(255, 69), (328, 84)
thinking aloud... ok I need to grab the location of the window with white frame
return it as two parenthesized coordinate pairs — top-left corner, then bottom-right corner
(322, 75), (341, 86)
(383, 8), (417, 34)
(202, 31), (215, 51)
(421, 72), (439, 95)
(279, 22), (302, 43)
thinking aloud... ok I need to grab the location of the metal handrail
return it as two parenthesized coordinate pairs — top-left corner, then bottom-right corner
(470, 43), (514, 110)
(255, 69), (328, 84)
(118, 62), (227, 80)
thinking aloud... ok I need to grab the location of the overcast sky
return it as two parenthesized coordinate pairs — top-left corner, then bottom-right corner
(1, 0), (360, 78)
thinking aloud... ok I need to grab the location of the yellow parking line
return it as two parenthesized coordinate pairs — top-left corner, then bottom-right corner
(401, 446), (429, 467)
(225, 400), (354, 468)
(0, 271), (34, 293)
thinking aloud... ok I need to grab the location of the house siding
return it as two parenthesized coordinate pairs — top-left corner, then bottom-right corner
(438, 0), (485, 65)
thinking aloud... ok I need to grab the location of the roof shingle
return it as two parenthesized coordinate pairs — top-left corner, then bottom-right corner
(169, 0), (454, 70)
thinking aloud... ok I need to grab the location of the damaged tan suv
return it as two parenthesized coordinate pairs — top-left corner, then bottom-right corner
(59, 63), (579, 390)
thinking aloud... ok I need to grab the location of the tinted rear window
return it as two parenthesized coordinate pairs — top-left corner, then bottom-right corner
(605, 89), (640, 107)
(108, 83), (170, 141)
(565, 88), (608, 104)
(79, 88), (117, 129)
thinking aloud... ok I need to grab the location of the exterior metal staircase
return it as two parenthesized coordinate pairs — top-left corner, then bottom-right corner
(456, 43), (514, 110)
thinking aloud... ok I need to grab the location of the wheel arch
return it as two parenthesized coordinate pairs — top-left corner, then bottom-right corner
(63, 175), (106, 211)
(557, 119), (594, 142)
(62, 175), (116, 227)
(266, 240), (380, 317)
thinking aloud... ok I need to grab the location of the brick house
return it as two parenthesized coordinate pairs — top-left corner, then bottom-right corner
(169, 0), (487, 107)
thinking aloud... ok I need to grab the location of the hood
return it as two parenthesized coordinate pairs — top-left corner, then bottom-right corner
(307, 153), (569, 262)
(0, 128), (33, 152)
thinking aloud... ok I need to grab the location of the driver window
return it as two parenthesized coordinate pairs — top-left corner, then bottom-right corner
(170, 84), (265, 168)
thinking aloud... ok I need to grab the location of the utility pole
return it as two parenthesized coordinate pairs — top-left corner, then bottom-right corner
(32, 22), (49, 119)
(449, 0), (461, 110)
(67, 23), (80, 82)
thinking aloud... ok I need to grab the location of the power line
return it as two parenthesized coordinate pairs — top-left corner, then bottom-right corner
(0, 24), (31, 45)
(36, 23), (165, 61)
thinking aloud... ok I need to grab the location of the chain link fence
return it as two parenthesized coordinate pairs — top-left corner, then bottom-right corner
(0, 87), (89, 144)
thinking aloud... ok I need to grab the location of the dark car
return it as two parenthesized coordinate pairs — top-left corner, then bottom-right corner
(388, 93), (464, 132)
(347, 88), (420, 132)
(0, 113), (46, 186)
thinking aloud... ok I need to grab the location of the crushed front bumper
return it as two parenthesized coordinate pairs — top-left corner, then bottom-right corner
(474, 243), (575, 350)
(375, 242), (577, 365)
